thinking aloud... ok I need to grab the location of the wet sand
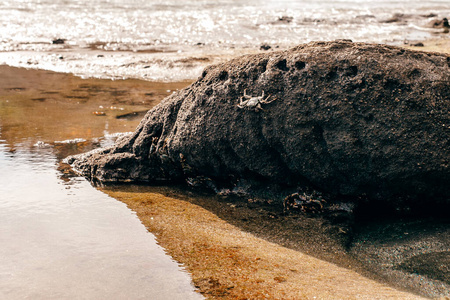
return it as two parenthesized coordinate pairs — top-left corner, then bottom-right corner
(0, 65), (190, 145)
(403, 37), (450, 54)
(1, 39), (449, 299)
(101, 185), (424, 300)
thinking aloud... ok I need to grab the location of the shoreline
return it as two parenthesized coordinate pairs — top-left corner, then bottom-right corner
(0, 36), (448, 83)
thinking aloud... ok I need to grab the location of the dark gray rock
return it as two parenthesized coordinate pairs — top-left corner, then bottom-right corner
(67, 41), (450, 209)
(427, 17), (450, 29)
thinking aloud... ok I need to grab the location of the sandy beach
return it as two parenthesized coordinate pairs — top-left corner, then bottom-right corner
(101, 185), (427, 299)
(1, 38), (449, 299)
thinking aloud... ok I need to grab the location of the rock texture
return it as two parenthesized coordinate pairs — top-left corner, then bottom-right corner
(68, 41), (450, 209)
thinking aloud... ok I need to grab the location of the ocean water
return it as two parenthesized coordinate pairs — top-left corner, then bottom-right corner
(0, 0), (449, 81)
(0, 74), (203, 299)
(0, 141), (203, 300)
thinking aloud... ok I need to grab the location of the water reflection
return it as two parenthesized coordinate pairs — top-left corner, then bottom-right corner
(0, 69), (201, 299)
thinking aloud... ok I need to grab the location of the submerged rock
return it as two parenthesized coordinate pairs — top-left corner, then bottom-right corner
(427, 17), (450, 29)
(68, 41), (450, 210)
(52, 38), (66, 44)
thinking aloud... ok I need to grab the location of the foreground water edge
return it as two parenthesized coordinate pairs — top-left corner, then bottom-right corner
(0, 66), (202, 299)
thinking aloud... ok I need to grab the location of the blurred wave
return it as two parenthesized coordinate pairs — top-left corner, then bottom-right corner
(0, 0), (448, 81)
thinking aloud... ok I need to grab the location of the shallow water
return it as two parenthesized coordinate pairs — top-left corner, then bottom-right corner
(0, 68), (202, 299)
(0, 0), (449, 81)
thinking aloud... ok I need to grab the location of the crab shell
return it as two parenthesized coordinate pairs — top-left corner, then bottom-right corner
(245, 97), (261, 107)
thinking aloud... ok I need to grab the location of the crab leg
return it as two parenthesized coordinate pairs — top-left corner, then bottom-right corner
(243, 89), (252, 99)
(237, 97), (248, 108)
(262, 95), (276, 104)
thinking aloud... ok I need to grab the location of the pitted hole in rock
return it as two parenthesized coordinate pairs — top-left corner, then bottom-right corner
(218, 70), (228, 81)
(326, 67), (338, 80)
(258, 59), (268, 73)
(205, 87), (213, 96)
(447, 57), (450, 68)
(408, 68), (421, 79)
(275, 59), (289, 71)
(295, 61), (306, 70)
(347, 66), (358, 77)
(384, 78), (400, 91)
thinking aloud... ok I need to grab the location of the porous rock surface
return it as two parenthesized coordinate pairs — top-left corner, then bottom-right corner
(68, 41), (450, 207)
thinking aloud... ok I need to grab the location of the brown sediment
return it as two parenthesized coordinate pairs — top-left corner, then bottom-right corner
(101, 186), (424, 300)
(0, 65), (190, 145)
(0, 65), (190, 106)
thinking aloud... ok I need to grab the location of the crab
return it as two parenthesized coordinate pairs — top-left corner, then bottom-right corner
(237, 89), (276, 111)
(283, 191), (326, 214)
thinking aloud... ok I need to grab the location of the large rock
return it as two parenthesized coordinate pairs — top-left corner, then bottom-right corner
(68, 41), (450, 209)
